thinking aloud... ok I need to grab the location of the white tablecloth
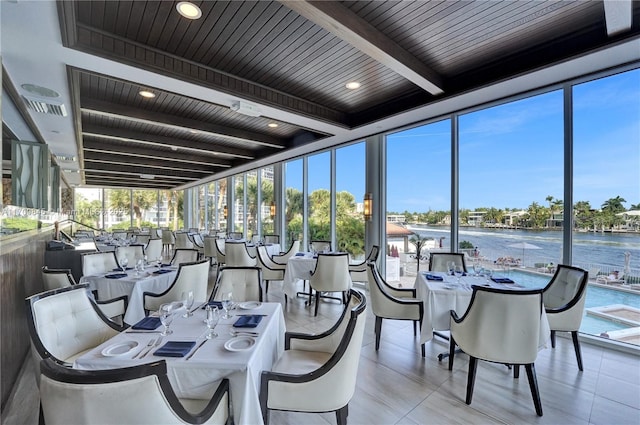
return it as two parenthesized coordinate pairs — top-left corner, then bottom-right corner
(415, 271), (549, 348)
(80, 268), (178, 325)
(75, 302), (285, 425)
(282, 254), (318, 299)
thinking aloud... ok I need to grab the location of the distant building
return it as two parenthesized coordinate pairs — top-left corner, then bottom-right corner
(467, 211), (486, 226)
(387, 214), (405, 223)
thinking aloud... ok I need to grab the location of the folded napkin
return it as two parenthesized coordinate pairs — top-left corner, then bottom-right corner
(154, 341), (196, 357)
(131, 316), (161, 330)
(491, 277), (515, 284)
(113, 267), (133, 271)
(160, 263), (172, 267)
(424, 273), (444, 281)
(104, 273), (128, 279)
(202, 301), (223, 309)
(295, 252), (305, 257)
(233, 315), (263, 328)
(153, 269), (173, 275)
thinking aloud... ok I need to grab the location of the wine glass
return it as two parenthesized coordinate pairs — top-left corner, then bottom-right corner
(485, 268), (493, 283)
(221, 292), (233, 319)
(159, 304), (174, 336)
(447, 261), (455, 276)
(143, 255), (148, 267)
(454, 264), (464, 283)
(119, 257), (129, 273)
(181, 290), (195, 318)
(205, 306), (220, 339)
(472, 261), (480, 277)
(156, 256), (162, 267)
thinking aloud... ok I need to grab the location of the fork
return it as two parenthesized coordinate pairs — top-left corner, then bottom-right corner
(230, 330), (259, 337)
(135, 337), (156, 359)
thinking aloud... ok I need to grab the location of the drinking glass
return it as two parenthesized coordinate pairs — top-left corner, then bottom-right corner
(205, 306), (220, 339)
(454, 265), (464, 283)
(181, 290), (195, 318)
(472, 261), (480, 277)
(221, 292), (233, 319)
(485, 268), (493, 283)
(119, 257), (129, 273)
(447, 261), (455, 276)
(159, 304), (174, 336)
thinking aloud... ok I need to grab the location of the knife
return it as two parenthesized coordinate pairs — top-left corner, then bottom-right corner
(185, 339), (207, 360)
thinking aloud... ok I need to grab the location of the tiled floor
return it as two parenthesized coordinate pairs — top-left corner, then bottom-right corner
(4, 267), (640, 425)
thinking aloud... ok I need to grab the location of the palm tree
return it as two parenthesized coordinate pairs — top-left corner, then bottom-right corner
(601, 196), (626, 213)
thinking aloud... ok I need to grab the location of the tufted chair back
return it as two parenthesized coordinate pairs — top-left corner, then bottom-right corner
(82, 251), (119, 276)
(309, 240), (331, 253)
(145, 239), (163, 262)
(175, 232), (194, 250)
(39, 358), (231, 425)
(143, 260), (210, 313)
(115, 245), (145, 265)
(212, 266), (263, 302)
(171, 248), (199, 265)
(26, 285), (121, 366)
(310, 253), (351, 293)
(225, 241), (257, 267)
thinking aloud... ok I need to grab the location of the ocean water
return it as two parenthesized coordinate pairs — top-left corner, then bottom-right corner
(404, 225), (640, 272)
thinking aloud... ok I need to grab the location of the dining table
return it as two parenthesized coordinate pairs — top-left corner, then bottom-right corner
(414, 271), (550, 348)
(74, 302), (285, 425)
(79, 266), (178, 325)
(282, 252), (318, 299)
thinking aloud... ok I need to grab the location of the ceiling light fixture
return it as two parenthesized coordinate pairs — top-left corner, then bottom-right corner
(176, 1), (202, 19)
(138, 90), (156, 98)
(140, 174), (155, 179)
(171, 146), (179, 151)
(267, 122), (278, 128)
(345, 81), (361, 90)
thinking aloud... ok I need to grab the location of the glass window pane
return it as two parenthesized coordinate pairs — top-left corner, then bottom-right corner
(260, 166), (275, 236)
(161, 190), (183, 231)
(74, 188), (103, 229)
(132, 189), (158, 229)
(218, 180), (228, 233)
(246, 171), (258, 238)
(105, 188), (131, 231)
(308, 152), (331, 249)
(386, 120), (451, 280)
(234, 175), (244, 234)
(207, 182), (216, 231)
(336, 142), (365, 260)
(459, 91), (563, 270)
(573, 69), (640, 343)
(285, 159), (303, 249)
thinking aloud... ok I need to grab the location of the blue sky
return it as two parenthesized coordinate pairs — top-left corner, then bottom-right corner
(287, 68), (639, 213)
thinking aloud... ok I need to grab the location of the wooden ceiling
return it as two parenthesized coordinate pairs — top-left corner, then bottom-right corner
(55, 0), (640, 189)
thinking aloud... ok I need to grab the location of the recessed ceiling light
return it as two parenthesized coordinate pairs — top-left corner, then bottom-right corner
(267, 123), (278, 128)
(139, 90), (156, 98)
(176, 1), (202, 19)
(140, 174), (155, 180)
(345, 81), (361, 90)
(171, 146), (179, 151)
(189, 129), (199, 134)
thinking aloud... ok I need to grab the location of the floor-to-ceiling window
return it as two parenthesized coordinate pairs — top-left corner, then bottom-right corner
(307, 152), (331, 250)
(386, 119), (452, 276)
(74, 188), (104, 229)
(132, 189), (159, 229)
(260, 166), (275, 237)
(233, 175), (245, 234)
(104, 188), (132, 230)
(336, 142), (365, 260)
(246, 171), (258, 238)
(218, 180), (228, 233)
(284, 159), (303, 249)
(459, 91), (564, 269)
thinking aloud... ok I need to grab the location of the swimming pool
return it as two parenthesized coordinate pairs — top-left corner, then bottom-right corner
(502, 270), (640, 336)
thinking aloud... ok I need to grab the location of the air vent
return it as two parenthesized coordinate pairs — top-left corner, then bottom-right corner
(21, 95), (68, 117)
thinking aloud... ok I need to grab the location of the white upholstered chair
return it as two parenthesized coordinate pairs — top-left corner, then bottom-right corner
(170, 248), (199, 266)
(175, 232), (195, 250)
(214, 238), (226, 265)
(227, 232), (243, 240)
(225, 241), (257, 267)
(115, 244), (145, 265)
(40, 267), (127, 322)
(82, 251), (119, 276)
(211, 266), (263, 302)
(542, 264), (588, 371)
(367, 262), (425, 357)
(264, 234), (280, 244)
(135, 234), (151, 245)
(25, 284), (125, 368)
(256, 245), (286, 295)
(203, 236), (218, 265)
(428, 252), (468, 273)
(449, 286), (544, 416)
(309, 240), (331, 253)
(260, 290), (366, 425)
(143, 260), (210, 313)
(162, 229), (176, 254)
(39, 358), (231, 425)
(272, 240), (300, 263)
(189, 233), (205, 257)
(309, 253), (351, 316)
(348, 245), (380, 284)
(145, 238), (163, 262)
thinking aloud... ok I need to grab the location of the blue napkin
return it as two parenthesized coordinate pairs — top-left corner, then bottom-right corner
(233, 315), (263, 328)
(113, 267), (133, 271)
(153, 269), (172, 275)
(424, 273), (444, 281)
(105, 273), (128, 279)
(160, 263), (172, 267)
(154, 341), (196, 357)
(131, 316), (161, 330)
(202, 301), (223, 309)
(295, 252), (305, 257)
(491, 277), (515, 284)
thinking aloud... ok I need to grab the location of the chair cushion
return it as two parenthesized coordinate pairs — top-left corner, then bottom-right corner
(272, 350), (332, 375)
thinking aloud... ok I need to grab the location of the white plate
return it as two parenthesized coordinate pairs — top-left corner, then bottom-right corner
(101, 341), (139, 357)
(238, 301), (262, 310)
(224, 336), (256, 352)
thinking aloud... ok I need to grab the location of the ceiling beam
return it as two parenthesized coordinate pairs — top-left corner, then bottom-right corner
(281, 0), (444, 95)
(604, 0), (633, 36)
(82, 162), (202, 180)
(81, 98), (287, 149)
(81, 125), (253, 160)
